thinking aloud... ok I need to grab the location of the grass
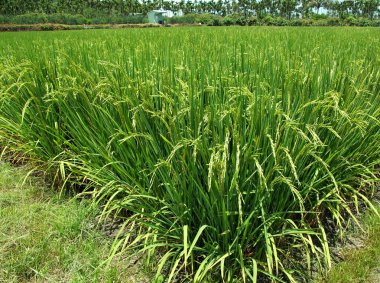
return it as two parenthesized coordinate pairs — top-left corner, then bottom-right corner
(0, 162), (149, 282)
(322, 203), (380, 283)
(0, 27), (379, 282)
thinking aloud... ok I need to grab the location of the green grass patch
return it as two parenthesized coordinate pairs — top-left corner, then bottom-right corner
(0, 163), (149, 282)
(322, 204), (380, 283)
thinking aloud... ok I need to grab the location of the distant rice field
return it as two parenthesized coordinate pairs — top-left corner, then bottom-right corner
(0, 27), (379, 282)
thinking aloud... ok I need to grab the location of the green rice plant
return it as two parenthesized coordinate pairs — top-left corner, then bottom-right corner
(0, 27), (379, 282)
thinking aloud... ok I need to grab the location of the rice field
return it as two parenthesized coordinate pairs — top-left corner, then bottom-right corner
(0, 27), (380, 282)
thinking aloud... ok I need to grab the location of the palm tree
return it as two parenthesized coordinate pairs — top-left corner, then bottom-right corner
(310, 0), (326, 14)
(299, 0), (314, 17)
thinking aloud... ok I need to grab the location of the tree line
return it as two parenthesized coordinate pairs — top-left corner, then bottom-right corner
(0, 0), (379, 19)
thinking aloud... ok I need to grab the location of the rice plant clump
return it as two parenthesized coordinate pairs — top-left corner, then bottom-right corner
(0, 27), (379, 282)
